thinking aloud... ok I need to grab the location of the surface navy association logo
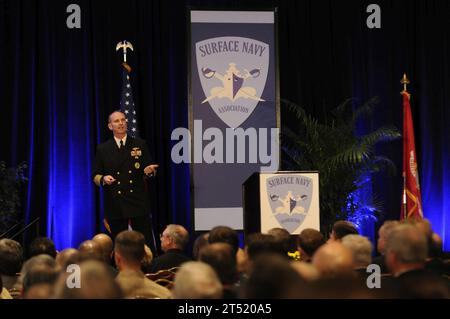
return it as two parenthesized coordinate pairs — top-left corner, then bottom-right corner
(196, 36), (269, 128)
(266, 175), (313, 233)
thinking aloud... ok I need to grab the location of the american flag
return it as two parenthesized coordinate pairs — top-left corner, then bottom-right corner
(120, 63), (139, 138)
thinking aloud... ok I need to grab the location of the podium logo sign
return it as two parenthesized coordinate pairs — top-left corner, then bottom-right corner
(266, 175), (313, 233)
(196, 36), (269, 128)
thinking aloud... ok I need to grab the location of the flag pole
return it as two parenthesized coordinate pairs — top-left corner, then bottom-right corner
(400, 73), (410, 219)
(401, 73), (409, 94)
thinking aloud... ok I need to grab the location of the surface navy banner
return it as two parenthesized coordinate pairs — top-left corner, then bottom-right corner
(189, 10), (279, 230)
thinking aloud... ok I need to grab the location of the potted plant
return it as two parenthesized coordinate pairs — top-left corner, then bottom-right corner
(281, 97), (401, 234)
(0, 161), (28, 235)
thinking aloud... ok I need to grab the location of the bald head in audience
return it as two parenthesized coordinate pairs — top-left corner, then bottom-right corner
(92, 233), (114, 262)
(56, 248), (78, 269)
(78, 240), (103, 261)
(312, 242), (354, 278)
(54, 260), (123, 299)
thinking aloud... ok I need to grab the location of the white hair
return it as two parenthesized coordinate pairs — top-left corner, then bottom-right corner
(172, 261), (222, 299)
(385, 224), (427, 264)
(341, 234), (373, 267)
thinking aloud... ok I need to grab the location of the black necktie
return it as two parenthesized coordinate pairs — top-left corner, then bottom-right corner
(120, 140), (124, 149)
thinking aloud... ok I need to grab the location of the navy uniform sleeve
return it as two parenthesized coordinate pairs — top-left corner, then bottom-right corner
(92, 145), (105, 186)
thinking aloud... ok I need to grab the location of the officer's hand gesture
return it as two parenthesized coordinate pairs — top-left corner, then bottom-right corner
(144, 164), (159, 176)
(103, 175), (116, 185)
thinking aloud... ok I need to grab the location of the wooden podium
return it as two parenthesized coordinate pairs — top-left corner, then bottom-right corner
(243, 171), (320, 234)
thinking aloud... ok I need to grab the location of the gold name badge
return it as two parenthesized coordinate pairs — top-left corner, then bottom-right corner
(135, 162), (140, 169)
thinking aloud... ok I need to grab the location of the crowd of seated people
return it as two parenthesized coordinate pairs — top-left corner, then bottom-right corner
(0, 219), (449, 299)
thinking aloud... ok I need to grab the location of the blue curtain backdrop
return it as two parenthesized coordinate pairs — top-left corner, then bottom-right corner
(1, 0), (449, 251)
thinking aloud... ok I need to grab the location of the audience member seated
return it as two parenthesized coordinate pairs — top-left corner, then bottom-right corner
(0, 238), (23, 291)
(328, 220), (359, 242)
(372, 220), (399, 273)
(78, 240), (104, 262)
(92, 233), (114, 264)
(341, 234), (373, 274)
(246, 233), (286, 265)
(339, 234), (395, 297)
(424, 227), (450, 276)
(3, 217), (446, 299)
(243, 253), (305, 299)
(28, 237), (57, 259)
(199, 243), (239, 298)
(149, 224), (191, 273)
(297, 228), (325, 263)
(268, 227), (296, 258)
(208, 226), (249, 275)
(209, 226), (240, 255)
(385, 223), (450, 298)
(79, 239), (118, 278)
(114, 230), (171, 299)
(312, 242), (354, 279)
(15, 254), (57, 296)
(192, 232), (209, 260)
(22, 262), (59, 298)
(404, 218), (450, 274)
(55, 248), (79, 270)
(54, 260), (123, 299)
(172, 261), (223, 299)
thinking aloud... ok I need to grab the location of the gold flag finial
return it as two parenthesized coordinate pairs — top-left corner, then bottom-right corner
(116, 40), (134, 63)
(400, 73), (410, 93)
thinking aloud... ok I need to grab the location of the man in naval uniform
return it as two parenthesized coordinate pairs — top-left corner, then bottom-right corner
(93, 111), (158, 252)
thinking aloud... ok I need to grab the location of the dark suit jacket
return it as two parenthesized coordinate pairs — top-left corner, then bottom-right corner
(93, 137), (154, 220)
(149, 249), (192, 273)
(395, 268), (450, 298)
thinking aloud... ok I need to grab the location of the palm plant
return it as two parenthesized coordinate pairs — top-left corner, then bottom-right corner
(281, 97), (401, 234)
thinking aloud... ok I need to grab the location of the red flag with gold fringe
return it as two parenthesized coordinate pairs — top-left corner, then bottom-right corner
(400, 87), (423, 220)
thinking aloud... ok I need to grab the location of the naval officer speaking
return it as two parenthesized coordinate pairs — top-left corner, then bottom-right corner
(93, 110), (158, 252)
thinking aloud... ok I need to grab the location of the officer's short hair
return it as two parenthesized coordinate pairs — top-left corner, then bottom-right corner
(115, 230), (145, 262)
(108, 110), (125, 123)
